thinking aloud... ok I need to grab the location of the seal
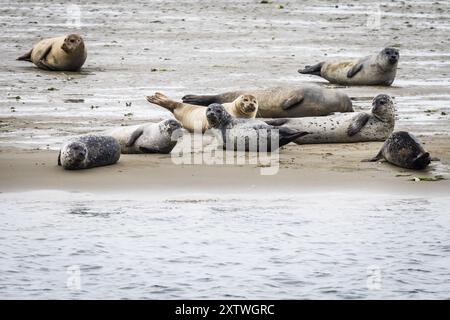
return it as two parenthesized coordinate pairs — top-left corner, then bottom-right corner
(298, 47), (399, 86)
(106, 119), (182, 154)
(146, 92), (257, 132)
(264, 94), (395, 144)
(182, 85), (353, 118)
(364, 131), (431, 170)
(58, 135), (120, 170)
(205, 103), (308, 152)
(17, 34), (87, 71)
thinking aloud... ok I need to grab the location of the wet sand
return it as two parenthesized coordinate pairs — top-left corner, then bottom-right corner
(1, 0), (450, 193)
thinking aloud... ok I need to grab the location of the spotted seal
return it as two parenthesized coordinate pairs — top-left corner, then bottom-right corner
(58, 135), (120, 170)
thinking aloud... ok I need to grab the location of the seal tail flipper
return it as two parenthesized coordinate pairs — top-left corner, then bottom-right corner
(17, 49), (32, 62)
(298, 62), (323, 76)
(278, 128), (309, 147)
(145, 92), (181, 111)
(413, 152), (431, 170)
(182, 94), (217, 106)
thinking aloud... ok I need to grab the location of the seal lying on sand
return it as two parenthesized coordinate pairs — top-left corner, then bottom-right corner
(182, 85), (353, 118)
(146, 92), (257, 132)
(299, 47), (399, 86)
(364, 131), (431, 170)
(205, 104), (308, 152)
(58, 135), (120, 170)
(17, 34), (87, 71)
(264, 94), (395, 144)
(106, 119), (182, 154)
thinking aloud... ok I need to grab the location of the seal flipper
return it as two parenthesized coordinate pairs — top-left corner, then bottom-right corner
(58, 151), (61, 166)
(298, 62), (323, 76)
(264, 119), (289, 126)
(361, 150), (384, 162)
(146, 92), (181, 111)
(347, 62), (363, 78)
(278, 127), (309, 147)
(126, 128), (144, 147)
(347, 113), (370, 136)
(182, 94), (217, 106)
(17, 49), (32, 62)
(281, 94), (304, 110)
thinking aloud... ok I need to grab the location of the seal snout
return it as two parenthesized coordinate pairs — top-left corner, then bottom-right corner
(414, 152), (431, 170)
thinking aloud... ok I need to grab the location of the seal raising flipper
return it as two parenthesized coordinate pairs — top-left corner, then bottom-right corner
(146, 92), (181, 111)
(126, 128), (144, 147)
(298, 62), (323, 76)
(347, 113), (370, 136)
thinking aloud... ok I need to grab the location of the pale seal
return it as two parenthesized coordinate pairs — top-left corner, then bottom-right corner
(298, 47), (399, 86)
(265, 94), (395, 144)
(364, 131), (431, 170)
(106, 119), (182, 154)
(182, 85), (353, 118)
(205, 104), (308, 152)
(146, 92), (257, 132)
(17, 34), (87, 71)
(58, 135), (120, 170)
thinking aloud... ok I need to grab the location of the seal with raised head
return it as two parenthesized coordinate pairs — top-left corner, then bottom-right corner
(264, 94), (395, 144)
(182, 85), (353, 118)
(17, 34), (87, 71)
(299, 47), (399, 86)
(146, 92), (258, 132)
(364, 131), (431, 170)
(106, 119), (182, 154)
(205, 104), (308, 152)
(58, 135), (120, 170)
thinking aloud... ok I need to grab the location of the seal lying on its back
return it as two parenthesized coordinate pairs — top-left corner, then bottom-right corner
(58, 135), (120, 170)
(17, 34), (87, 71)
(106, 119), (182, 154)
(265, 94), (395, 144)
(182, 85), (353, 118)
(146, 92), (257, 132)
(299, 47), (399, 86)
(205, 104), (308, 152)
(364, 131), (431, 170)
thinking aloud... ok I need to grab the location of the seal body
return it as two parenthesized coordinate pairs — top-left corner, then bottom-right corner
(366, 131), (431, 170)
(299, 48), (399, 86)
(182, 85), (353, 118)
(58, 135), (120, 170)
(266, 94), (395, 144)
(205, 104), (308, 152)
(146, 92), (257, 132)
(17, 34), (87, 71)
(106, 119), (182, 154)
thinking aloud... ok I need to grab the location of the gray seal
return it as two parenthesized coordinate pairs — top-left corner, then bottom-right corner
(265, 94), (395, 144)
(183, 85), (353, 118)
(17, 34), (87, 71)
(106, 119), (182, 154)
(205, 104), (308, 152)
(299, 47), (399, 86)
(58, 135), (120, 170)
(365, 131), (431, 170)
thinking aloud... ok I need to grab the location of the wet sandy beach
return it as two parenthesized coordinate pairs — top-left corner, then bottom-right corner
(0, 0), (450, 299)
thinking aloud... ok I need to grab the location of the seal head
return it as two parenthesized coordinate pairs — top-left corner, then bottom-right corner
(60, 141), (88, 169)
(61, 34), (84, 54)
(379, 47), (399, 67)
(371, 94), (395, 123)
(206, 104), (233, 128)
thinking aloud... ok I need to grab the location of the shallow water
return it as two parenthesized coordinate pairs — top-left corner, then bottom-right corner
(0, 191), (449, 299)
